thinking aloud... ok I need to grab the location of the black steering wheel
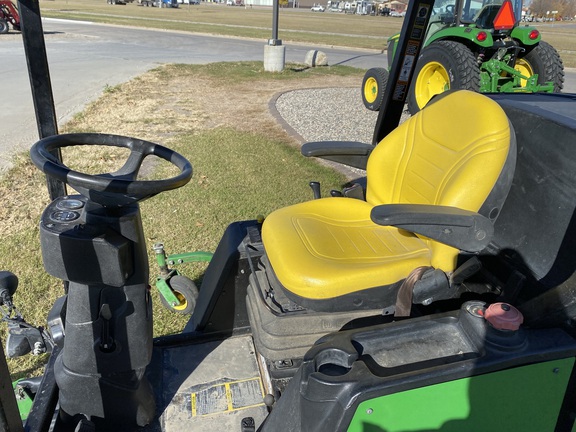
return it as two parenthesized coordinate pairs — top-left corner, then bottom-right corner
(30, 133), (193, 207)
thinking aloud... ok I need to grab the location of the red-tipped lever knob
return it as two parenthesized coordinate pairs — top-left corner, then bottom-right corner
(484, 302), (524, 331)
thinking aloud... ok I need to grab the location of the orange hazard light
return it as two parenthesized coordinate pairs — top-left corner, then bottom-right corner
(493, 0), (516, 30)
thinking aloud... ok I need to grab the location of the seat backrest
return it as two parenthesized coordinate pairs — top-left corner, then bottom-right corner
(474, 4), (502, 29)
(366, 90), (514, 271)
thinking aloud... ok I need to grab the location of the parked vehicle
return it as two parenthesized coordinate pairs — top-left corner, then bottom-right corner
(138, 0), (178, 7)
(378, 4), (390, 15)
(106, 0), (135, 5)
(311, 3), (325, 11)
(0, 0), (19, 34)
(327, 0), (343, 12)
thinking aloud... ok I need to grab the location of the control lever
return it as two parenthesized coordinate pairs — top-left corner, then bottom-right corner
(309, 181), (321, 199)
(342, 183), (365, 200)
(0, 271), (54, 358)
(99, 304), (115, 353)
(330, 190), (343, 197)
(450, 257), (482, 285)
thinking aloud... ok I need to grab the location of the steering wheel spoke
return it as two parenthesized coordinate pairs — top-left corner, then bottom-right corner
(111, 148), (148, 180)
(30, 133), (192, 207)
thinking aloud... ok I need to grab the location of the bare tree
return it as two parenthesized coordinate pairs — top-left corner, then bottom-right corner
(531, 0), (576, 18)
(560, 0), (576, 18)
(530, 0), (549, 17)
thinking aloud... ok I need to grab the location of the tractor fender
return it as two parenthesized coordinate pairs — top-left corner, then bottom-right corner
(384, 29), (493, 68)
(426, 27), (494, 48)
(386, 34), (399, 67)
(510, 25), (541, 46)
(385, 27), (496, 71)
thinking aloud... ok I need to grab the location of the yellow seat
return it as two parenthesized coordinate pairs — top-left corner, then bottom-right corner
(262, 90), (515, 312)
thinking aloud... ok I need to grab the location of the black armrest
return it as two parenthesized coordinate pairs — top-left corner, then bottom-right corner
(301, 141), (373, 170)
(371, 204), (493, 252)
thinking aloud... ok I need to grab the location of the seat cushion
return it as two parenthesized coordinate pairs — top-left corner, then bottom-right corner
(262, 197), (432, 300)
(262, 91), (512, 303)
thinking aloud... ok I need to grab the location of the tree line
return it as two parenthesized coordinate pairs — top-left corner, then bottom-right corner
(529, 0), (575, 19)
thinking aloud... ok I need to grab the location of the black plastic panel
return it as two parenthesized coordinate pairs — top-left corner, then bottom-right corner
(260, 300), (576, 431)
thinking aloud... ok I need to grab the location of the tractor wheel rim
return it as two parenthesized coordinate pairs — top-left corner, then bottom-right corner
(172, 291), (188, 311)
(364, 77), (378, 104)
(514, 58), (534, 87)
(416, 61), (450, 109)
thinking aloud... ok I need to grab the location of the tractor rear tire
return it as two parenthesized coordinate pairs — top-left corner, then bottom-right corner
(361, 67), (388, 111)
(517, 41), (564, 92)
(408, 40), (480, 114)
(160, 275), (198, 315)
(0, 20), (9, 34)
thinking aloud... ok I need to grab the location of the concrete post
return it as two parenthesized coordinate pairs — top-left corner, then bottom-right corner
(264, 44), (286, 72)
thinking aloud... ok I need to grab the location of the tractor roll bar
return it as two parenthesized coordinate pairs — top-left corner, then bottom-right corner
(17, 0), (66, 200)
(372, 0), (435, 144)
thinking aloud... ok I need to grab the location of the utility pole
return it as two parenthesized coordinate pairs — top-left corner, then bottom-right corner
(263, 0), (285, 72)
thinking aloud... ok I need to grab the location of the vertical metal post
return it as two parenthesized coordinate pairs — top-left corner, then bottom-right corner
(0, 339), (24, 432)
(372, 0), (435, 144)
(269, 0), (280, 45)
(23, 347), (60, 432)
(17, 0), (66, 200)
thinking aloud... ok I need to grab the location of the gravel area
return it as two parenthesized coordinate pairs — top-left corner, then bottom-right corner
(274, 87), (379, 144)
(272, 87), (411, 179)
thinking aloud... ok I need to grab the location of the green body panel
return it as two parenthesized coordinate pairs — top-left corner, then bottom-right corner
(13, 380), (33, 421)
(347, 358), (574, 432)
(511, 25), (541, 45)
(426, 26), (494, 48)
(156, 276), (181, 306)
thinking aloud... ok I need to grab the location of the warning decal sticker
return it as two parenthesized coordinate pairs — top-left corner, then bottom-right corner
(191, 377), (265, 417)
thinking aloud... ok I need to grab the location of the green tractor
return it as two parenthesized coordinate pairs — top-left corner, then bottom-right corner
(3, 0), (576, 430)
(362, 0), (564, 114)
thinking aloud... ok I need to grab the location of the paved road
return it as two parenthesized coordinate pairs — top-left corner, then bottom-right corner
(0, 19), (574, 171)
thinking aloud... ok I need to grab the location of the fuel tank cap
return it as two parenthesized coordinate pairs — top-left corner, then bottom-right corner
(484, 302), (524, 331)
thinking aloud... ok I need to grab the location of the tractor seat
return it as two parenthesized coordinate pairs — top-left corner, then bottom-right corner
(474, 4), (503, 29)
(261, 90), (516, 313)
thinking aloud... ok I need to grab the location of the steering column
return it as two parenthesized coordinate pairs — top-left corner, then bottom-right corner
(30, 133), (192, 429)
